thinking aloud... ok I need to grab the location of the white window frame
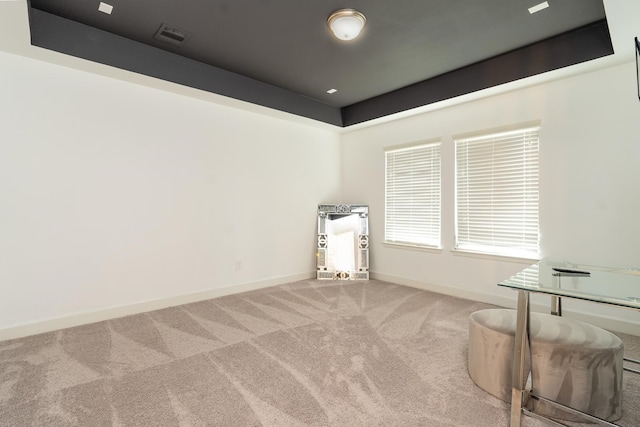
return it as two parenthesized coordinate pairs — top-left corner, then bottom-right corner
(384, 141), (441, 248)
(454, 125), (540, 259)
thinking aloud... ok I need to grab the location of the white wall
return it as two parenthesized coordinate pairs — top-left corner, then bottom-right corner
(341, 61), (640, 332)
(2, 31), (640, 338)
(0, 51), (341, 336)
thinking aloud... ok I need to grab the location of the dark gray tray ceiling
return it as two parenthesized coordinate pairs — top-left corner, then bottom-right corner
(28, 1), (613, 127)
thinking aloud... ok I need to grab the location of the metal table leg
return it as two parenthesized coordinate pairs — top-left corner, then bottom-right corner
(551, 295), (562, 316)
(510, 290), (530, 427)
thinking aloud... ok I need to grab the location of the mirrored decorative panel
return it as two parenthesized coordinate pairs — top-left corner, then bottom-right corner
(317, 204), (369, 280)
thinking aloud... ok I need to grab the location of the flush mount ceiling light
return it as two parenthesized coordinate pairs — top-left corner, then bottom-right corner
(327, 9), (366, 41)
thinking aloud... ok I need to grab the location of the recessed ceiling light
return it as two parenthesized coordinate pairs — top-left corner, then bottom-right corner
(98, 2), (113, 15)
(528, 2), (549, 14)
(327, 89), (338, 94)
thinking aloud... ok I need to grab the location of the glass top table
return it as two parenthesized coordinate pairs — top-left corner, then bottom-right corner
(498, 259), (640, 427)
(498, 259), (640, 311)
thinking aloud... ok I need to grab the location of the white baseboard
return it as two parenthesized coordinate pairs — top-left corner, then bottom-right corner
(4, 271), (637, 341)
(371, 271), (640, 337)
(371, 271), (516, 308)
(0, 272), (315, 341)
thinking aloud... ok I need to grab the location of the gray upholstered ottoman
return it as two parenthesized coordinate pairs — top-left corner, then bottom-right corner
(468, 308), (623, 421)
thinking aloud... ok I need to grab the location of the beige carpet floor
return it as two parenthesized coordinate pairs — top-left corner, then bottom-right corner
(0, 279), (638, 426)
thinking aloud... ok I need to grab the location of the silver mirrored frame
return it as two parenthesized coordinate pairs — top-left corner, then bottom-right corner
(317, 204), (369, 280)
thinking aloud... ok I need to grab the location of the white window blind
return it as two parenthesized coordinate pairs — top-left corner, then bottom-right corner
(385, 142), (441, 247)
(455, 126), (540, 258)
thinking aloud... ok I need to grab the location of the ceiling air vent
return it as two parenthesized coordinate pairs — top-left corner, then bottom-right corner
(154, 24), (191, 46)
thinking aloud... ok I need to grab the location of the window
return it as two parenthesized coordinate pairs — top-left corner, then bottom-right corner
(385, 142), (441, 247)
(455, 126), (540, 258)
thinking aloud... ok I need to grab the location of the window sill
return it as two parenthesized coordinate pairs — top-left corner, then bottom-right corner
(382, 241), (442, 254)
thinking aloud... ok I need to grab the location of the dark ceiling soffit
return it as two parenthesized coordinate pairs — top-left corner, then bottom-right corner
(28, 8), (612, 128)
(27, 8), (343, 127)
(342, 20), (614, 127)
